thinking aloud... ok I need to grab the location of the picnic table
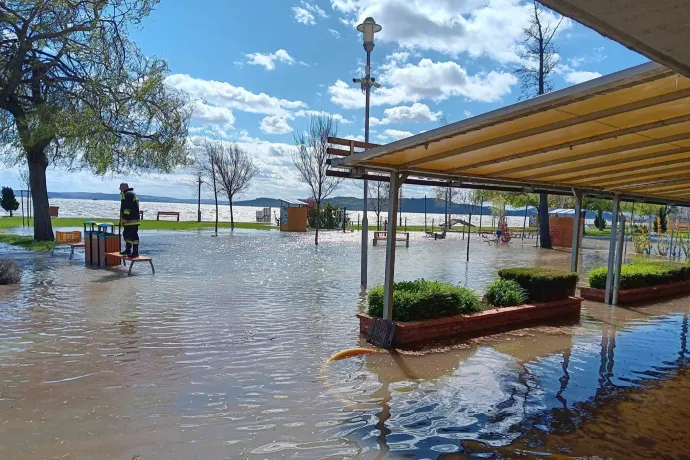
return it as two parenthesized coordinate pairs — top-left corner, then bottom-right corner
(373, 231), (410, 247)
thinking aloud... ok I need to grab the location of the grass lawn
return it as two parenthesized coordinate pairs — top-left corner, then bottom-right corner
(584, 228), (611, 237)
(0, 216), (274, 252)
(0, 234), (54, 251)
(0, 216), (274, 231)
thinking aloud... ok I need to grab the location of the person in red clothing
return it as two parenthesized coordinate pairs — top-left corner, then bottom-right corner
(119, 182), (140, 257)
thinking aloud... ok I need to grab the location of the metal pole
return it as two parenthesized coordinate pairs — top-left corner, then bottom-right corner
(522, 204), (528, 239)
(571, 190), (583, 273)
(383, 172), (401, 321)
(360, 49), (372, 290)
(605, 195), (621, 304)
(613, 213), (626, 306)
(343, 207), (347, 233)
(478, 198), (484, 234)
(20, 190), (24, 226)
(466, 211), (472, 262)
(197, 176), (202, 223)
(424, 195), (427, 232)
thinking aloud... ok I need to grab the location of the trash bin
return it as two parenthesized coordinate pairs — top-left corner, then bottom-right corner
(98, 223), (121, 266)
(49, 206), (59, 217)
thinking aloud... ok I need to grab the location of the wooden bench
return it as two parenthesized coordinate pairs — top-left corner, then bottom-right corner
(373, 231), (410, 247)
(106, 252), (155, 275)
(52, 231), (85, 260)
(156, 211), (179, 221)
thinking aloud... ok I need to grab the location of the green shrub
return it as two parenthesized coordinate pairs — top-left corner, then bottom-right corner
(484, 279), (527, 307)
(367, 279), (483, 322)
(497, 267), (578, 302)
(588, 261), (690, 290)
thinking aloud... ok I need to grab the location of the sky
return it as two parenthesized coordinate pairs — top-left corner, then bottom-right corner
(0, 0), (650, 200)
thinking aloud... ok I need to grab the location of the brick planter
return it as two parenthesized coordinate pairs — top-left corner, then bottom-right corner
(357, 297), (582, 346)
(580, 280), (690, 305)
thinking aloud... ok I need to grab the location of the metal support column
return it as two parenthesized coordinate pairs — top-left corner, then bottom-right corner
(613, 213), (626, 306)
(605, 194), (621, 304)
(382, 172), (406, 321)
(570, 190), (583, 273)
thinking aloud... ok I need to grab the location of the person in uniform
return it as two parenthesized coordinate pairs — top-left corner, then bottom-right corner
(119, 182), (140, 257)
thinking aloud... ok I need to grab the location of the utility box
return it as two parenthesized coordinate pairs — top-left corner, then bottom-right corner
(279, 199), (308, 232)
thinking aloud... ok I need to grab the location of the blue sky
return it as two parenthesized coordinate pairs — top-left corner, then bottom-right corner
(0, 0), (649, 200)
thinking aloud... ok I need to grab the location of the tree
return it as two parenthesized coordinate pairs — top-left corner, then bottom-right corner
(0, 1), (191, 241)
(210, 142), (258, 230)
(293, 116), (342, 245)
(515, 0), (564, 249)
(367, 175), (389, 230)
(583, 198), (611, 231)
(1, 186), (19, 216)
(198, 140), (222, 235)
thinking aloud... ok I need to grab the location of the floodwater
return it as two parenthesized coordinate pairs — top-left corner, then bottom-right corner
(9, 197), (531, 228)
(1, 230), (689, 459)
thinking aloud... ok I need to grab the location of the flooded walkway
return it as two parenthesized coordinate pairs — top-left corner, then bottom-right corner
(1, 230), (688, 459)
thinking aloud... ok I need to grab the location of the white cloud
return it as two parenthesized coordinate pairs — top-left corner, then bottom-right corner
(245, 49), (295, 70)
(191, 101), (235, 126)
(166, 74), (306, 116)
(293, 109), (352, 124)
(565, 70), (602, 84)
(329, 29), (341, 38)
(331, 0), (570, 63)
(371, 102), (441, 126)
(463, 109), (472, 118)
(293, 1), (328, 25)
(293, 7), (315, 24)
(379, 129), (414, 141)
(329, 58), (516, 109)
(260, 115), (293, 135)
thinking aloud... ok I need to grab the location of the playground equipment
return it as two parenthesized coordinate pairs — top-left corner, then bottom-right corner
(255, 207), (272, 223)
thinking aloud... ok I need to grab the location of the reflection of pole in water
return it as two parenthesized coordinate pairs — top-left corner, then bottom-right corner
(680, 312), (688, 364)
(372, 380), (391, 459)
(555, 349), (571, 409)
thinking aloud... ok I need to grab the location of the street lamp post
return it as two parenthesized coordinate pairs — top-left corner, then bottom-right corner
(354, 17), (382, 290)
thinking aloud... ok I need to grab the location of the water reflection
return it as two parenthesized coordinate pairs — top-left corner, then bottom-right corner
(1, 230), (689, 459)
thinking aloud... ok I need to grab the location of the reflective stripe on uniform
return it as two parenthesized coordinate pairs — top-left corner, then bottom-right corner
(123, 221), (140, 226)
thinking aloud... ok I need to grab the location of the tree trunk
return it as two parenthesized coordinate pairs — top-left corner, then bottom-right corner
(597, 209), (605, 231)
(27, 150), (53, 241)
(315, 200), (320, 245)
(539, 192), (551, 248)
(229, 197), (235, 230)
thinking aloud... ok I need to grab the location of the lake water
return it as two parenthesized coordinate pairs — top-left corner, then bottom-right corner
(5, 198), (530, 228)
(1, 229), (689, 459)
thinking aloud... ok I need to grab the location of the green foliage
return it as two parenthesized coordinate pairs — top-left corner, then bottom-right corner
(632, 226), (652, 255)
(653, 207), (669, 233)
(588, 262), (690, 290)
(498, 267), (578, 302)
(367, 279), (483, 322)
(306, 201), (348, 229)
(593, 213), (607, 230)
(484, 279), (527, 308)
(1, 187), (19, 216)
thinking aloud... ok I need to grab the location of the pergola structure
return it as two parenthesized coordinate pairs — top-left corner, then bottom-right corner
(330, 62), (690, 312)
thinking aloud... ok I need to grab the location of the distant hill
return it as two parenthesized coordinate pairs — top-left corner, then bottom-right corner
(47, 192), (607, 218)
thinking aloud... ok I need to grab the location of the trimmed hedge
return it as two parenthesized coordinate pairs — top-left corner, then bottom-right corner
(367, 279), (483, 322)
(498, 267), (578, 302)
(484, 279), (527, 308)
(588, 262), (690, 290)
